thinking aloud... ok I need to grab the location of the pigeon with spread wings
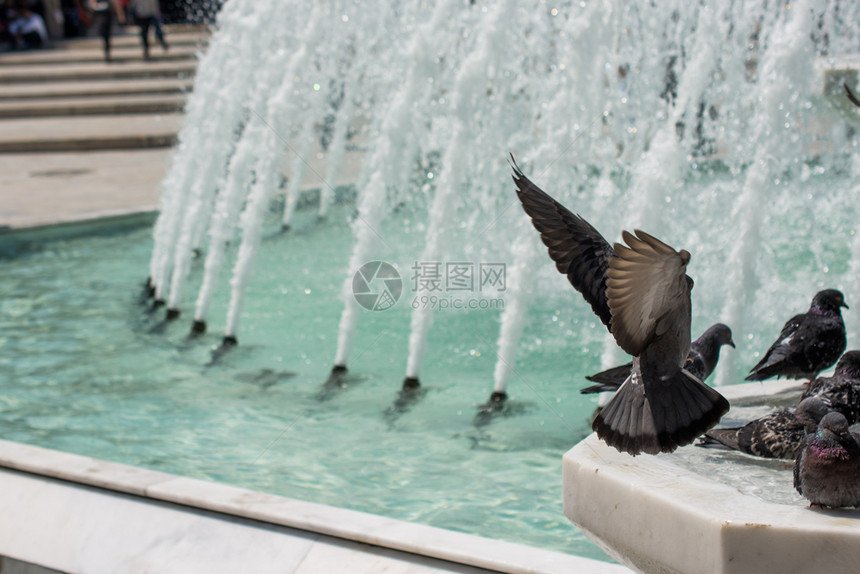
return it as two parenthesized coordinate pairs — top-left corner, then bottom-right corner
(511, 157), (729, 455)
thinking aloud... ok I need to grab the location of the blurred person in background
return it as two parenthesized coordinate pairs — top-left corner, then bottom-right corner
(8, 1), (49, 49)
(129, 0), (166, 60)
(89, 0), (124, 61)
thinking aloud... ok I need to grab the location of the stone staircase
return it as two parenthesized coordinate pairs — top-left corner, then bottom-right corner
(0, 25), (205, 152)
(0, 25), (207, 229)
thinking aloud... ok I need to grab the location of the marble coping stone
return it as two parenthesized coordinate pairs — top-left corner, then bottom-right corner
(0, 439), (630, 574)
(563, 379), (860, 574)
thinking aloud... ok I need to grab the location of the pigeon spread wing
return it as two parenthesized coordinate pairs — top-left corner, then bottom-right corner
(606, 230), (692, 357)
(511, 158), (614, 328)
(511, 158), (728, 455)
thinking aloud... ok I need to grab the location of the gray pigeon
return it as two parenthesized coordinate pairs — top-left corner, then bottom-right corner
(697, 397), (831, 459)
(582, 323), (735, 394)
(511, 157), (729, 455)
(746, 289), (848, 381)
(846, 82), (860, 108)
(794, 411), (860, 508)
(800, 350), (860, 424)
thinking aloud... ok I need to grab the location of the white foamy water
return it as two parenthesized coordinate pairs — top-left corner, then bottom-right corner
(149, 0), (859, 402)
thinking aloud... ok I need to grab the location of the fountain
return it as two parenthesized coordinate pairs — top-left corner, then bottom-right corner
(140, 0), (860, 547)
(147, 0), (860, 400)
(6, 0), (860, 570)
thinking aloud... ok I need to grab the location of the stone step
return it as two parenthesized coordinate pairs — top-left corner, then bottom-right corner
(52, 28), (208, 51)
(0, 77), (193, 100)
(0, 93), (186, 117)
(0, 59), (196, 84)
(0, 113), (184, 153)
(0, 44), (200, 66)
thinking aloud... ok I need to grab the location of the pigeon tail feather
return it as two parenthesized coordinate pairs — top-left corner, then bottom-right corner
(744, 369), (777, 382)
(699, 428), (742, 451)
(582, 362), (632, 390)
(593, 368), (729, 455)
(695, 433), (737, 451)
(580, 381), (622, 395)
(745, 346), (794, 380)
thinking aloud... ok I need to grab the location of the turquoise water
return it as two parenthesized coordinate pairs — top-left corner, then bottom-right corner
(1, 160), (856, 562)
(0, 204), (613, 561)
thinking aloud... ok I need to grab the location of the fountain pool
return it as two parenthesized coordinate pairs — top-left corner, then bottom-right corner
(0, 206), (609, 560)
(5, 0), (860, 569)
(0, 157), (856, 564)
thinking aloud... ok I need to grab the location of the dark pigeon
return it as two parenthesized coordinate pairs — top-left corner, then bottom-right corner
(746, 289), (848, 382)
(794, 411), (860, 508)
(800, 350), (860, 425)
(697, 397), (830, 459)
(511, 157), (729, 456)
(582, 323), (735, 394)
(845, 83), (860, 109)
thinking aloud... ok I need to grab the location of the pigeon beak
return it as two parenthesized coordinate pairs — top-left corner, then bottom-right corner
(843, 302), (849, 310)
(728, 338), (736, 349)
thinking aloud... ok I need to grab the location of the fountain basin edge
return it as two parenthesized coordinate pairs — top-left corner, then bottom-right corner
(0, 439), (629, 574)
(563, 381), (860, 574)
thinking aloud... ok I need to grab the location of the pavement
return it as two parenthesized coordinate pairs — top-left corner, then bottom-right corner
(0, 149), (170, 229)
(0, 25), (207, 231)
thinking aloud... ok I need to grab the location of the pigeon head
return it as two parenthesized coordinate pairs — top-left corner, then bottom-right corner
(818, 411), (851, 439)
(707, 323), (735, 349)
(835, 351), (860, 379)
(795, 396), (831, 428)
(694, 323), (735, 348)
(811, 289), (848, 314)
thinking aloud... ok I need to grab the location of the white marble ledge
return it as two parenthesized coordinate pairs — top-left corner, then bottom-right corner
(715, 378), (805, 404)
(0, 440), (630, 574)
(0, 438), (176, 495)
(564, 434), (860, 574)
